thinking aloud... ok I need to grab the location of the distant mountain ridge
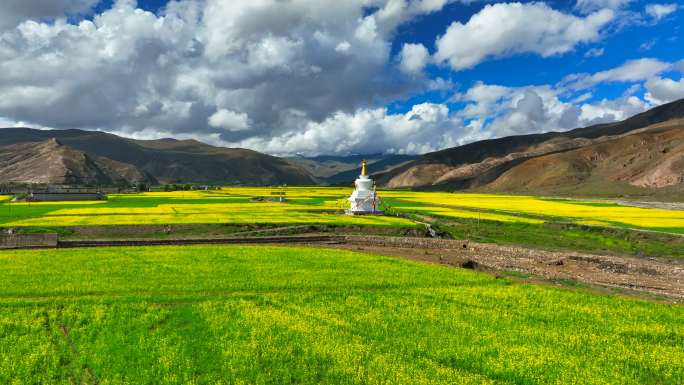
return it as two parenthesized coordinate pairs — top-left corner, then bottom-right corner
(288, 153), (418, 184)
(0, 128), (315, 186)
(0, 138), (154, 185)
(485, 119), (684, 194)
(376, 98), (684, 196)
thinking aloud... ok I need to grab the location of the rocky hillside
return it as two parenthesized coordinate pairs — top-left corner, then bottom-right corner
(377, 98), (684, 196)
(485, 119), (684, 194)
(0, 138), (153, 185)
(0, 129), (315, 185)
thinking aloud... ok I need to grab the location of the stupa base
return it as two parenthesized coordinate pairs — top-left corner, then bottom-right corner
(345, 209), (384, 216)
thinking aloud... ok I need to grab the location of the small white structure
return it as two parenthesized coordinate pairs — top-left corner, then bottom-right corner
(347, 160), (382, 215)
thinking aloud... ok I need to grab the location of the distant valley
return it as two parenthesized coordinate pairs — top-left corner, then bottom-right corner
(287, 154), (418, 185)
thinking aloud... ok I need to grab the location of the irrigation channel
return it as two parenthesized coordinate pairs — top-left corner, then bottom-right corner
(58, 235), (346, 248)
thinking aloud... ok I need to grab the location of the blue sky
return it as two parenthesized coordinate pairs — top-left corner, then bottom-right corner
(128, 0), (683, 110)
(0, 0), (682, 155)
(394, 0), (683, 113)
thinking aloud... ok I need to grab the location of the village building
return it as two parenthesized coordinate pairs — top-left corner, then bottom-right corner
(28, 192), (105, 202)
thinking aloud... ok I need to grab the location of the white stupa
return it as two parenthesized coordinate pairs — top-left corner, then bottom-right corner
(347, 160), (382, 215)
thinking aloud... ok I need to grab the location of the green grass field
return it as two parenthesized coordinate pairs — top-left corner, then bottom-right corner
(0, 245), (682, 384)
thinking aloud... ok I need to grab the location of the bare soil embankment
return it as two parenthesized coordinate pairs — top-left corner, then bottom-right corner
(330, 236), (684, 301)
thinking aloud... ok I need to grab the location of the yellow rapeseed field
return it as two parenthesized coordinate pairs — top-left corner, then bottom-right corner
(0, 188), (682, 233)
(383, 191), (684, 232)
(8, 200), (107, 206)
(1, 188), (413, 228)
(7, 212), (411, 227)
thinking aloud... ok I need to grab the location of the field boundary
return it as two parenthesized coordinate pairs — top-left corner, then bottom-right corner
(0, 233), (58, 249)
(57, 235), (346, 248)
(0, 234), (471, 250)
(56, 235), (474, 249)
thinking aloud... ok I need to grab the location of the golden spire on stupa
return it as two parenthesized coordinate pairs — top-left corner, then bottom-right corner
(361, 160), (368, 177)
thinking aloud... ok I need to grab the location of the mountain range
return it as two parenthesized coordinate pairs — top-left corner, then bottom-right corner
(0, 128), (314, 185)
(375, 98), (684, 197)
(1, 98), (683, 196)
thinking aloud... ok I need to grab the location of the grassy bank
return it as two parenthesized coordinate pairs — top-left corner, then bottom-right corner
(421, 215), (684, 259)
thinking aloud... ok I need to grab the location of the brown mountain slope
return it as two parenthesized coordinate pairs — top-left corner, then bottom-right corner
(0, 139), (152, 185)
(380, 137), (593, 189)
(0, 128), (315, 185)
(378, 98), (684, 193)
(485, 119), (684, 194)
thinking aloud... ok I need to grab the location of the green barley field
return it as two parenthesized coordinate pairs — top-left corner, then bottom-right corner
(0, 245), (682, 384)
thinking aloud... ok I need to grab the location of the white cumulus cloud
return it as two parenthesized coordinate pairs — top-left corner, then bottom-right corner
(229, 103), (469, 156)
(209, 109), (251, 131)
(399, 43), (429, 74)
(646, 3), (679, 21)
(645, 77), (684, 105)
(434, 2), (614, 70)
(0, 0), (438, 155)
(564, 58), (672, 90)
(0, 0), (98, 32)
(454, 57), (684, 139)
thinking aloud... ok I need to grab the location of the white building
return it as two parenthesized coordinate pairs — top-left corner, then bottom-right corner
(347, 160), (382, 215)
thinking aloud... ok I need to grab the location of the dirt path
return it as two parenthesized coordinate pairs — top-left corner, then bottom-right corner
(611, 200), (684, 211)
(543, 196), (684, 211)
(328, 237), (684, 302)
